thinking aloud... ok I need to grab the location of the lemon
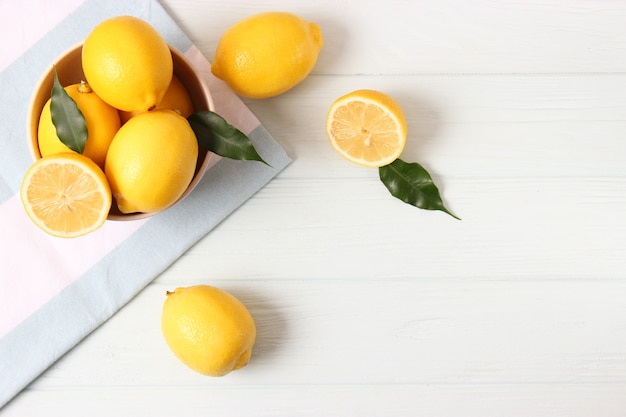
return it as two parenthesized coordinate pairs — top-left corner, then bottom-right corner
(82, 15), (173, 112)
(104, 110), (198, 214)
(20, 153), (112, 238)
(326, 89), (408, 168)
(161, 285), (256, 377)
(37, 82), (121, 169)
(211, 11), (323, 98)
(118, 74), (194, 124)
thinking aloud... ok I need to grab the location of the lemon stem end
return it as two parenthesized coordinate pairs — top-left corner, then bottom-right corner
(78, 81), (92, 94)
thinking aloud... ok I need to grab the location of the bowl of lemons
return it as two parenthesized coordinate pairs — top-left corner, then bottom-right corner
(24, 16), (214, 237)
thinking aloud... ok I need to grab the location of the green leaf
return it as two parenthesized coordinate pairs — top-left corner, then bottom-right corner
(50, 67), (87, 153)
(187, 110), (270, 166)
(379, 159), (460, 220)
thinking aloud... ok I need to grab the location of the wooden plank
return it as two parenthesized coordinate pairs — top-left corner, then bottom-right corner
(242, 74), (626, 179)
(159, 176), (626, 281)
(169, 0), (626, 74)
(19, 280), (626, 388)
(6, 384), (626, 417)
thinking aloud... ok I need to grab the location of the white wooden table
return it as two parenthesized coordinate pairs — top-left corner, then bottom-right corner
(5, 1), (626, 415)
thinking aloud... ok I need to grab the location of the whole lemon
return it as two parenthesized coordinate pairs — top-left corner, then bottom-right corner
(82, 15), (173, 112)
(118, 74), (194, 124)
(211, 11), (323, 99)
(38, 82), (121, 169)
(161, 285), (257, 377)
(104, 110), (198, 214)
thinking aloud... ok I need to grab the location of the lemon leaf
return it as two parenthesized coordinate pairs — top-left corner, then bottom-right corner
(379, 159), (460, 220)
(50, 67), (87, 153)
(188, 111), (270, 166)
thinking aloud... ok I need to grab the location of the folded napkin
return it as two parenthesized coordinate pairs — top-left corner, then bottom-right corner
(0, 0), (291, 407)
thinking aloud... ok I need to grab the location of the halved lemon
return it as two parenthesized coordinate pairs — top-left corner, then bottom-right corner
(326, 89), (407, 168)
(20, 153), (112, 238)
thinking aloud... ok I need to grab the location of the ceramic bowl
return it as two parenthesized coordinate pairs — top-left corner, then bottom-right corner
(27, 43), (214, 220)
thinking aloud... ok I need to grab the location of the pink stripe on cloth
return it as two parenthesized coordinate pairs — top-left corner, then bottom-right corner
(0, 0), (84, 72)
(0, 195), (148, 338)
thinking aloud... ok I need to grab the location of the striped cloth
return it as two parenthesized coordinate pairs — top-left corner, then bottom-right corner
(0, 0), (291, 407)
